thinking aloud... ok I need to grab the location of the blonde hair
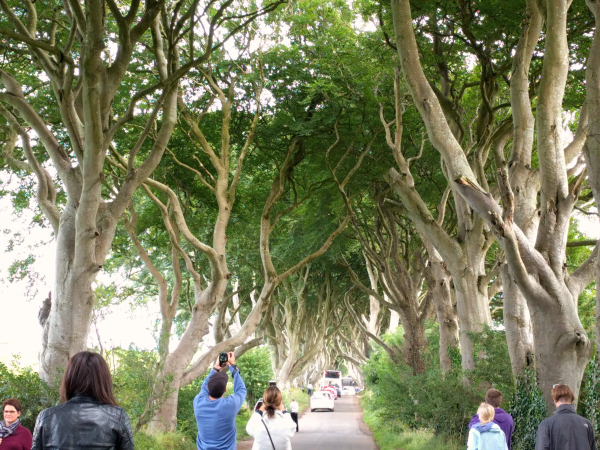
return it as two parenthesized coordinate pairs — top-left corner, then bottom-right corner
(477, 403), (495, 424)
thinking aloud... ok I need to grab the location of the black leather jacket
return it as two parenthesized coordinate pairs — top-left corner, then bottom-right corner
(32, 394), (135, 450)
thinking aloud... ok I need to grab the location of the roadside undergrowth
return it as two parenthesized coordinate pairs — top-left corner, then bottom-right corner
(360, 391), (462, 450)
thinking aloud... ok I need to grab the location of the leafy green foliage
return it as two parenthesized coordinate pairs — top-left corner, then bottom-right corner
(509, 370), (548, 450)
(567, 218), (597, 335)
(0, 358), (59, 431)
(176, 374), (207, 441)
(108, 347), (162, 429)
(363, 328), (485, 443)
(362, 325), (551, 448)
(7, 254), (35, 282)
(361, 391), (462, 450)
(579, 356), (600, 448)
(236, 346), (274, 408)
(466, 327), (513, 397)
(235, 408), (253, 442)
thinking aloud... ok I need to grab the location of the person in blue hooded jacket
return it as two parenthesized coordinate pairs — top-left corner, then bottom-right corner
(469, 389), (514, 449)
(467, 403), (509, 450)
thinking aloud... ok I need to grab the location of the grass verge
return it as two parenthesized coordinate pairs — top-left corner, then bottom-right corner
(133, 431), (196, 449)
(360, 392), (462, 450)
(288, 387), (310, 413)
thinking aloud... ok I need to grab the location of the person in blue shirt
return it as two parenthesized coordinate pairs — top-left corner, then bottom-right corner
(194, 352), (247, 450)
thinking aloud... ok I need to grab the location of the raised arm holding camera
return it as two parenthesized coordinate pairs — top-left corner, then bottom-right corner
(193, 352), (247, 450)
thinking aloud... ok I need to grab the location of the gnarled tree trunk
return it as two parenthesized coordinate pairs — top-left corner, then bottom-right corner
(389, 0), (597, 409)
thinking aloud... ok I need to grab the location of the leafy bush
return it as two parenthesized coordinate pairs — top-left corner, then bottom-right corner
(362, 326), (517, 445)
(365, 359), (482, 441)
(108, 346), (161, 429)
(0, 358), (59, 431)
(177, 375), (206, 441)
(361, 393), (462, 450)
(235, 346), (274, 408)
(235, 407), (252, 441)
(509, 370), (548, 450)
(579, 355), (600, 448)
(467, 327), (514, 399)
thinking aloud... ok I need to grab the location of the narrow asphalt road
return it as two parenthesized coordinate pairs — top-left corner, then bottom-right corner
(238, 394), (378, 449)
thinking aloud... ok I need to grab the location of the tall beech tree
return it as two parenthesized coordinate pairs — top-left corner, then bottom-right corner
(584, 0), (600, 359)
(339, 185), (434, 374)
(367, 65), (497, 372)
(387, 0), (599, 409)
(0, 0), (282, 383)
(116, 123), (350, 430)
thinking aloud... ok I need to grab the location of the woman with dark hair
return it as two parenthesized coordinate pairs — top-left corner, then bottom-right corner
(0, 398), (32, 449)
(32, 351), (134, 450)
(246, 386), (296, 450)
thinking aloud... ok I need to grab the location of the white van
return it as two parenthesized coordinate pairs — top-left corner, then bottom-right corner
(318, 369), (343, 397)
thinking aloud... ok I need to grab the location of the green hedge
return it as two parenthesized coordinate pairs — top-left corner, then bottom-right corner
(0, 359), (59, 431)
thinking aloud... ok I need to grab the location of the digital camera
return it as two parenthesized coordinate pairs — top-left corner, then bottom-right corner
(219, 352), (228, 368)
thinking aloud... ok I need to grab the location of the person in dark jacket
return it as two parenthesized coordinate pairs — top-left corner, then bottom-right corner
(469, 389), (514, 450)
(32, 351), (134, 450)
(1, 398), (32, 449)
(535, 384), (596, 450)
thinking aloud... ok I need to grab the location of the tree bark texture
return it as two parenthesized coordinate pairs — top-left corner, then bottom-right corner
(425, 247), (459, 373)
(390, 0), (595, 409)
(500, 0), (543, 377)
(374, 30), (493, 372)
(584, 0), (600, 361)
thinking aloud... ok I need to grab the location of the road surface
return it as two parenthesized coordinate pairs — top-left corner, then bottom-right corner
(238, 394), (377, 449)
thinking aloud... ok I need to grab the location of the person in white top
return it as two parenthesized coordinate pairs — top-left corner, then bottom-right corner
(289, 399), (299, 432)
(246, 386), (296, 450)
(307, 383), (313, 397)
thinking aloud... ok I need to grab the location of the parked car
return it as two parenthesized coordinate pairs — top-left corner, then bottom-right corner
(341, 386), (355, 396)
(322, 386), (338, 399)
(310, 391), (335, 412)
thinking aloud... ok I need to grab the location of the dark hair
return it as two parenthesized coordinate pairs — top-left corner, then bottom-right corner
(60, 351), (117, 406)
(485, 389), (503, 408)
(552, 384), (574, 404)
(207, 372), (229, 399)
(262, 386), (282, 419)
(3, 398), (22, 412)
